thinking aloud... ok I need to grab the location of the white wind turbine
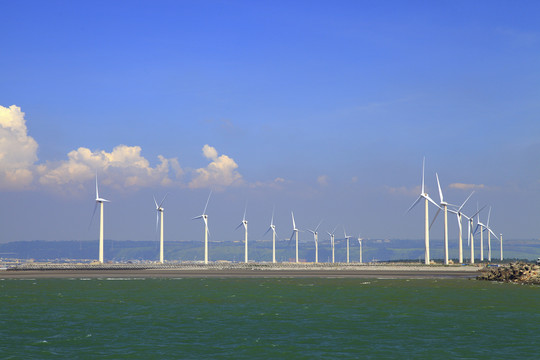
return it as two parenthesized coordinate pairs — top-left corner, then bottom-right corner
(263, 207), (277, 263)
(429, 173), (454, 265)
(235, 205), (249, 263)
(474, 204), (487, 262)
(91, 174), (110, 264)
(484, 207), (499, 262)
(343, 227), (353, 263)
(357, 235), (363, 264)
(326, 227), (337, 263)
(306, 221), (323, 263)
(448, 191), (474, 264)
(192, 191), (212, 264)
(462, 205), (485, 264)
(153, 194), (168, 264)
(290, 212), (300, 263)
(407, 157), (441, 265)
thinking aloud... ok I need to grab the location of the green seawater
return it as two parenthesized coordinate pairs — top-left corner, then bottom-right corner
(1, 278), (539, 359)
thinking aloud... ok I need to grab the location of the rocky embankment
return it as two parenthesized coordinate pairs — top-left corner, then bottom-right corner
(477, 262), (540, 284)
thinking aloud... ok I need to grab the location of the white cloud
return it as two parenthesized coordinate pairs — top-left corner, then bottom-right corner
(188, 145), (243, 189)
(0, 105), (38, 189)
(39, 145), (180, 190)
(449, 183), (485, 190)
(317, 175), (329, 186)
(1, 105), (251, 193)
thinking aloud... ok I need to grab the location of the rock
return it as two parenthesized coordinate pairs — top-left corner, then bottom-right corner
(477, 262), (540, 285)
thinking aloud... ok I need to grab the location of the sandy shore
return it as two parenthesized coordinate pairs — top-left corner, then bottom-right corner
(0, 263), (482, 279)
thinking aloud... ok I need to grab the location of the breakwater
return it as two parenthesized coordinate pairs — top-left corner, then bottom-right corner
(477, 262), (540, 284)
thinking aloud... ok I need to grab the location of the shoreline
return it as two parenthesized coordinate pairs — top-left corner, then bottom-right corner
(0, 263), (482, 279)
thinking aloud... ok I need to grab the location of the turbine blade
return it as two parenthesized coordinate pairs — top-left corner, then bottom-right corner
(436, 173), (443, 203)
(153, 195), (158, 209)
(95, 174), (99, 200)
(315, 220), (323, 232)
(235, 223), (243, 230)
(407, 196), (423, 213)
(155, 211), (159, 234)
(88, 202), (98, 230)
(459, 191), (475, 212)
(159, 193), (169, 208)
(291, 211), (296, 230)
(270, 206), (275, 226)
(486, 207), (492, 227)
(263, 227), (272, 237)
(192, 215), (203, 220)
(470, 205), (487, 219)
(429, 207), (441, 230)
(421, 157), (425, 194)
(203, 190), (212, 215)
(425, 195), (440, 209)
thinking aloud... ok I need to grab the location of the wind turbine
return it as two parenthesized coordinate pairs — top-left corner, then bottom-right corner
(235, 204), (249, 263)
(407, 157), (441, 265)
(429, 173), (454, 265)
(343, 227), (353, 263)
(448, 191), (474, 264)
(192, 190), (212, 264)
(484, 207), (499, 262)
(91, 174), (110, 264)
(462, 205), (486, 264)
(290, 212), (300, 263)
(326, 227), (337, 263)
(474, 204), (487, 262)
(306, 220), (323, 263)
(357, 235), (363, 264)
(263, 207), (277, 263)
(153, 194), (168, 264)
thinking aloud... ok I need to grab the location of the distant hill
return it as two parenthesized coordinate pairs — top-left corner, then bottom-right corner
(1, 238), (539, 263)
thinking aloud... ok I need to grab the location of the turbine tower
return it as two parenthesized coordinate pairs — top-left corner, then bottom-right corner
(235, 205), (249, 263)
(448, 191), (474, 264)
(327, 227), (337, 263)
(263, 207), (277, 263)
(357, 235), (363, 264)
(192, 191), (212, 264)
(154, 194), (168, 264)
(306, 221), (322, 263)
(92, 174), (110, 264)
(407, 157), (440, 265)
(500, 233), (503, 261)
(290, 212), (299, 263)
(344, 227), (353, 263)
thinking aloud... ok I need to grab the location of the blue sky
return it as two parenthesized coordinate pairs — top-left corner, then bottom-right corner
(1, 0), (539, 248)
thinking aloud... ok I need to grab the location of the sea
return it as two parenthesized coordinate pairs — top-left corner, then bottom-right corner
(1, 277), (539, 359)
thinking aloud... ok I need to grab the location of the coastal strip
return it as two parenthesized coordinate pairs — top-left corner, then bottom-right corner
(0, 263), (481, 279)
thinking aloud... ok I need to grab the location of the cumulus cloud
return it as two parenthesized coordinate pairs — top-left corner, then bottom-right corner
(317, 175), (329, 186)
(449, 183), (485, 190)
(1, 105), (251, 192)
(188, 145), (243, 189)
(0, 105), (38, 189)
(38, 145), (180, 190)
